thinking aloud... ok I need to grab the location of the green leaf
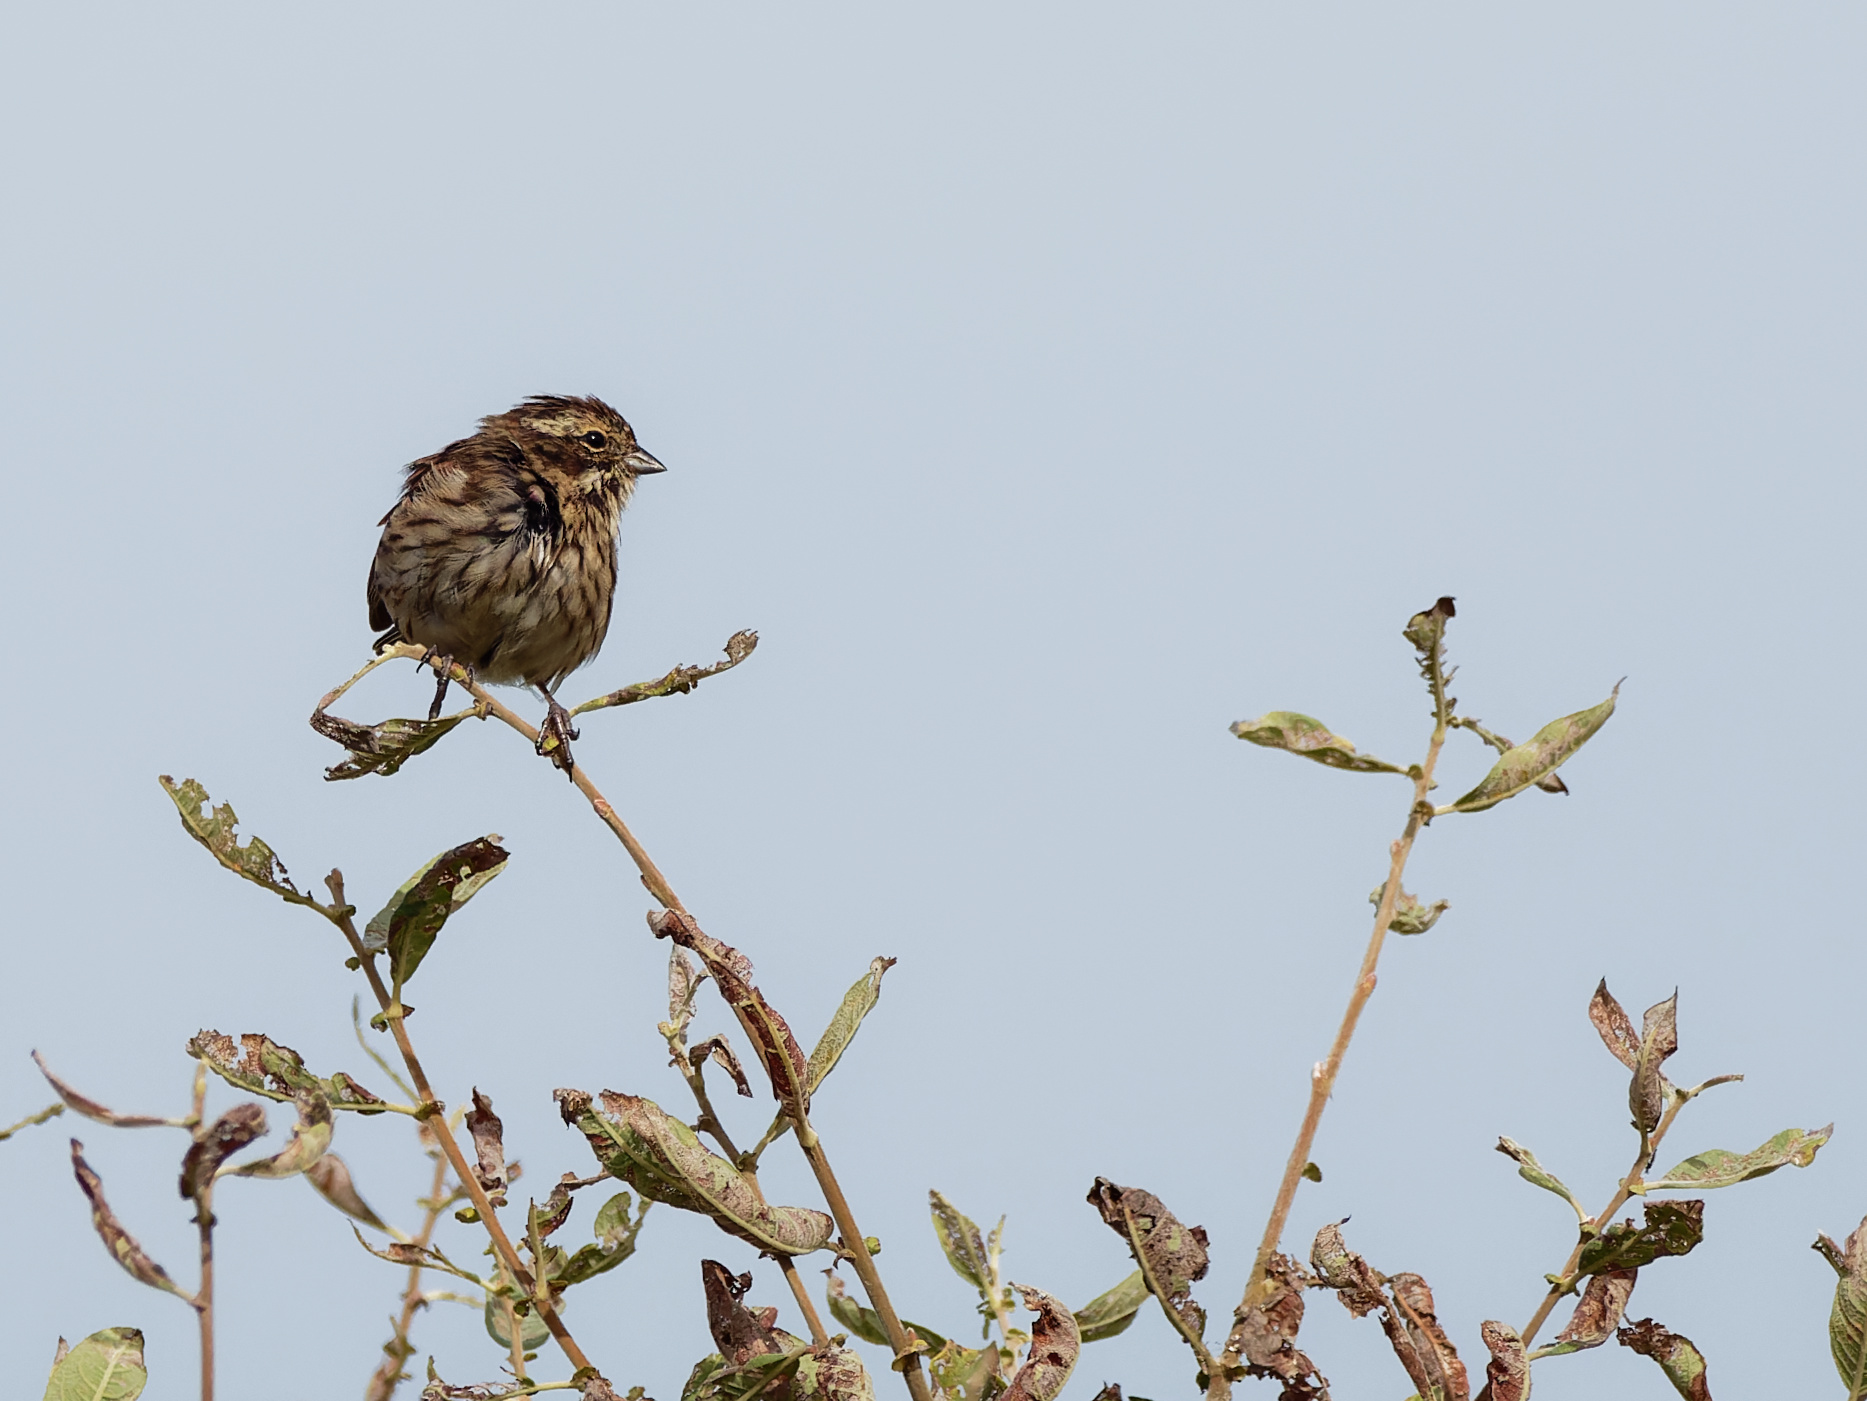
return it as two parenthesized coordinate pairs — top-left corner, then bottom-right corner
(792, 1344), (875, 1401)
(363, 836), (509, 988)
(186, 1030), (387, 1114)
(158, 777), (302, 900)
(1816, 1218), (1867, 1400)
(1402, 597), (1456, 656)
(824, 1274), (945, 1352)
(484, 1293), (551, 1353)
(1495, 1138), (1587, 1220)
(42, 1327), (147, 1401)
(1576, 1200), (1703, 1278)
(224, 1088), (333, 1180)
(1369, 883), (1449, 936)
(1443, 685), (1619, 814)
(682, 1347), (810, 1401)
(1643, 1124), (1832, 1193)
(928, 1341), (1002, 1401)
(930, 1190), (993, 1296)
(560, 1090), (833, 1255)
(808, 958), (897, 1094)
(1616, 1318), (1713, 1400)
(310, 710), (466, 781)
(1229, 712), (1409, 776)
(554, 1191), (650, 1287)
(1074, 1270), (1148, 1343)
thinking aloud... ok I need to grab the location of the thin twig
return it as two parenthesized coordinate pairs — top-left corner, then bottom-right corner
(366, 1124), (463, 1401)
(318, 872), (598, 1379)
(1212, 627), (1455, 1400)
(1519, 1092), (1690, 1347)
(187, 1061), (214, 1401)
(0, 1102), (65, 1141)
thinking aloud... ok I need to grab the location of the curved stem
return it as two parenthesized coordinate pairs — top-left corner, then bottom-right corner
(321, 873), (597, 1378)
(1519, 1092), (1689, 1347)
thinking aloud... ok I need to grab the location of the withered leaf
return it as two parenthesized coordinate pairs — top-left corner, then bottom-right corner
(1309, 1221), (1387, 1319)
(311, 709), (466, 781)
(34, 1053), (174, 1129)
(1630, 992), (1680, 1136)
(665, 947), (706, 1040)
(1086, 1179), (1208, 1342)
(565, 1090), (833, 1255)
(650, 912), (810, 1117)
(158, 776), (301, 899)
(365, 836), (509, 988)
(179, 1103), (268, 1200)
(1444, 685), (1619, 814)
(1403, 597), (1457, 654)
(187, 1030), (386, 1114)
(1388, 1273), (1468, 1401)
(572, 630), (761, 717)
(351, 1225), (485, 1286)
(304, 1151), (391, 1232)
(1230, 1252), (1327, 1400)
(690, 1036), (754, 1099)
(823, 1272), (946, 1352)
(225, 1087), (332, 1179)
(1003, 1286), (1079, 1401)
(1545, 1268), (1637, 1357)
(1495, 1138), (1587, 1220)
(1617, 1318), (1713, 1400)
(69, 1141), (193, 1304)
(42, 1325), (148, 1401)
(1476, 1322), (1527, 1401)
(1075, 1270), (1149, 1343)
(1588, 979), (1642, 1070)
(1577, 1200), (1704, 1277)
(1230, 712), (1409, 776)
(703, 1259), (799, 1367)
(467, 1088), (509, 1208)
(1815, 1218), (1867, 1399)
(1643, 1125), (1832, 1193)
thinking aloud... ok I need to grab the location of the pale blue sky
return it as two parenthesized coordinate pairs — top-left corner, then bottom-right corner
(2, 6), (1862, 1399)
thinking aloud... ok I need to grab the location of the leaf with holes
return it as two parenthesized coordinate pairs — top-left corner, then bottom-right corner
(158, 776), (303, 899)
(364, 836), (508, 988)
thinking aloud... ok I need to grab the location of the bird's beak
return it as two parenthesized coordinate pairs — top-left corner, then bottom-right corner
(625, 448), (667, 476)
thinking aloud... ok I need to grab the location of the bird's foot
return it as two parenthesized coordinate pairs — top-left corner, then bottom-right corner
(419, 651), (459, 720)
(537, 698), (580, 778)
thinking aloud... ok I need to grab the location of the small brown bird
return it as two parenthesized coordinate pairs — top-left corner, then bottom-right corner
(367, 395), (665, 774)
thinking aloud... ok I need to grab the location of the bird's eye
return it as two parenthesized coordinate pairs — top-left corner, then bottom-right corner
(580, 430), (608, 450)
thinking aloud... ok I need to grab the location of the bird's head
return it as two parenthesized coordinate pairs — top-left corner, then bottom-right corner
(489, 394), (666, 499)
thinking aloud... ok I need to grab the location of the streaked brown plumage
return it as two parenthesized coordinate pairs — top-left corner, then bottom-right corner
(367, 395), (665, 773)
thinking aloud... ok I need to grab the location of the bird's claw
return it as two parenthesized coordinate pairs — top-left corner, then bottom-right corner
(420, 651), (460, 721)
(538, 699), (580, 778)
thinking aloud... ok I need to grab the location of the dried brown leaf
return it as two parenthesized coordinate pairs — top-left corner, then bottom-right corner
(1231, 1253), (1328, 1400)
(1086, 1179), (1209, 1342)
(703, 1259), (798, 1368)
(1618, 1318), (1713, 1400)
(69, 1140), (193, 1304)
(1548, 1268), (1637, 1356)
(1475, 1321), (1527, 1401)
(1588, 979), (1642, 1070)
(35, 1053), (173, 1128)
(1389, 1274), (1468, 1401)
(1003, 1286), (1079, 1401)
(179, 1103), (268, 1200)
(1631, 993), (1680, 1135)
(467, 1088), (509, 1208)
(691, 1036), (754, 1099)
